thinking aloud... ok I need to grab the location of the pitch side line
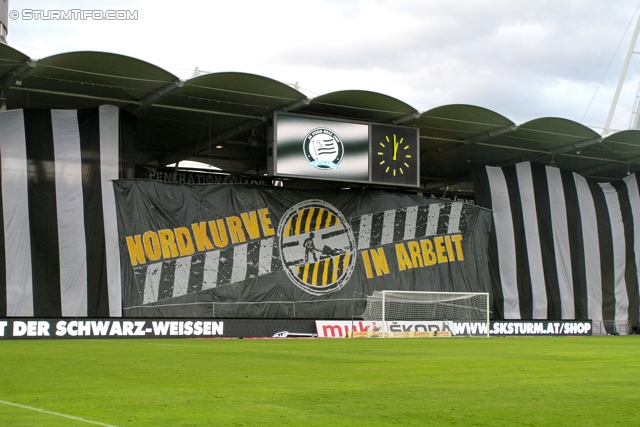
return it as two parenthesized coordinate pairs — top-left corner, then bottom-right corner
(0, 399), (120, 427)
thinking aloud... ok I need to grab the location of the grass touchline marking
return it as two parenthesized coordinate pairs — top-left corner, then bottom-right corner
(0, 399), (121, 427)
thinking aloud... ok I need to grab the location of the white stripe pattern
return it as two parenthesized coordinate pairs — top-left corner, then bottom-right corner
(447, 202), (463, 234)
(99, 105), (122, 317)
(574, 173), (604, 330)
(202, 250), (220, 290)
(357, 214), (372, 249)
(600, 183), (630, 331)
(172, 257), (192, 298)
(231, 243), (248, 283)
(486, 166), (521, 318)
(52, 110), (89, 316)
(142, 263), (162, 304)
(623, 175), (640, 321)
(546, 167), (574, 319)
(516, 162), (547, 318)
(0, 110), (34, 316)
(259, 237), (275, 275)
(403, 206), (418, 240)
(425, 204), (440, 236)
(381, 210), (395, 245)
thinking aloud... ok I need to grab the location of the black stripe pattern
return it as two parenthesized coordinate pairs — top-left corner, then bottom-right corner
(475, 162), (640, 334)
(0, 107), (129, 317)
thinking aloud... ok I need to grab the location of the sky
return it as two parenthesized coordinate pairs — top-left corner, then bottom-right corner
(5, 0), (640, 132)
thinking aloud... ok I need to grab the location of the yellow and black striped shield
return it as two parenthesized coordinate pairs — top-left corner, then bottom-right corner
(277, 200), (357, 295)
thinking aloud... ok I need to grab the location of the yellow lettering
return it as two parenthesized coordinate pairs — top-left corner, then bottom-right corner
(191, 222), (214, 251)
(126, 235), (146, 266)
(158, 229), (178, 259)
(226, 216), (246, 244)
(407, 241), (424, 268)
(421, 238), (436, 266)
(433, 236), (448, 264)
(143, 231), (161, 261)
(445, 235), (455, 261)
(208, 219), (229, 248)
(257, 208), (275, 236)
(175, 227), (195, 256)
(240, 211), (261, 240)
(361, 250), (374, 279)
(451, 234), (464, 260)
(395, 243), (413, 271)
(370, 247), (390, 276)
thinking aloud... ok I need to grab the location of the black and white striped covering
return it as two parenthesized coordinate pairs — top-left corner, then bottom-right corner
(131, 202), (465, 307)
(0, 106), (128, 317)
(475, 162), (640, 334)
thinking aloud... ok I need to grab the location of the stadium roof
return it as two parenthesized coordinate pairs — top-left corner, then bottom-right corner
(2, 43), (640, 192)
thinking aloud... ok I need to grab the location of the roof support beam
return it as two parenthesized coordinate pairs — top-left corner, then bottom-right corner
(392, 112), (421, 125)
(496, 137), (603, 167)
(465, 124), (519, 145)
(578, 156), (637, 177)
(282, 98), (310, 112)
(157, 97), (310, 167)
(9, 87), (266, 120)
(0, 59), (37, 89)
(126, 79), (185, 114)
(478, 141), (629, 165)
(9, 85), (139, 104)
(423, 125), (517, 157)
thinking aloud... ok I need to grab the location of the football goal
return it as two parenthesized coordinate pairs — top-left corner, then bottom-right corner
(360, 291), (490, 337)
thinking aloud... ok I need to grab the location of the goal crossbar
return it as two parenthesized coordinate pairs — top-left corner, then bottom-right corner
(360, 290), (490, 337)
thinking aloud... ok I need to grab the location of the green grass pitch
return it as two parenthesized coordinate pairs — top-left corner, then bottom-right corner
(0, 336), (638, 426)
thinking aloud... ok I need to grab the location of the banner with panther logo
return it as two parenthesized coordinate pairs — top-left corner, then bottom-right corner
(114, 181), (492, 318)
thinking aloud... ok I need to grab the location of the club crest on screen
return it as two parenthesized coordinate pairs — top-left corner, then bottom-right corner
(303, 128), (344, 170)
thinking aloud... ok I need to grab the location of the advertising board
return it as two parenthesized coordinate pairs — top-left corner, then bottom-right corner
(315, 320), (593, 337)
(0, 318), (316, 340)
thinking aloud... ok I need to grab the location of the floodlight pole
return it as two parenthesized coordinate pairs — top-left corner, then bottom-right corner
(604, 13), (640, 136)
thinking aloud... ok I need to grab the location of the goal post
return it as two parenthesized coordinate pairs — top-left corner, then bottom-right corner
(360, 291), (490, 337)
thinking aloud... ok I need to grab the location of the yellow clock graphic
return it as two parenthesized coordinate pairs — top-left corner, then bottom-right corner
(377, 134), (412, 176)
(371, 124), (418, 186)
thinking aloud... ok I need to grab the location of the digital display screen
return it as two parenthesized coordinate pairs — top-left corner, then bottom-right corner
(270, 113), (419, 187)
(273, 114), (369, 181)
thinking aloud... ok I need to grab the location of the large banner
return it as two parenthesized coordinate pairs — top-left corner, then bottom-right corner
(474, 162), (640, 335)
(114, 182), (492, 318)
(0, 106), (134, 318)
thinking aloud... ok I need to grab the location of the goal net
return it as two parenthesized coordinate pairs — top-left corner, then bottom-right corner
(360, 291), (490, 337)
